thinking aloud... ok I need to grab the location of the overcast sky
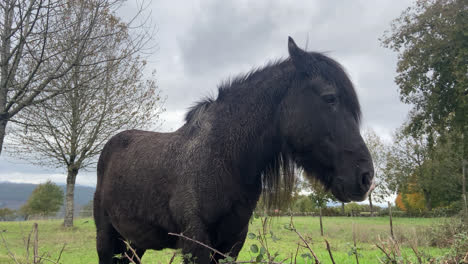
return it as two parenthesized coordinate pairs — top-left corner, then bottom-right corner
(0, 0), (412, 189)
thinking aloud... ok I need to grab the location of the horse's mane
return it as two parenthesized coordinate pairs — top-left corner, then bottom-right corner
(185, 97), (214, 124)
(184, 53), (361, 125)
(184, 59), (286, 123)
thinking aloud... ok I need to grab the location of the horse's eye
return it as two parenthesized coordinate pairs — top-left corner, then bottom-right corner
(322, 94), (337, 104)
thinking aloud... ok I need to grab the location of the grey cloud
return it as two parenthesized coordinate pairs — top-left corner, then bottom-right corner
(174, 0), (412, 132)
(2, 0), (415, 185)
(178, 1), (281, 75)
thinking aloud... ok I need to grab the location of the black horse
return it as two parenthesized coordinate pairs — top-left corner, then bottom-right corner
(94, 37), (374, 264)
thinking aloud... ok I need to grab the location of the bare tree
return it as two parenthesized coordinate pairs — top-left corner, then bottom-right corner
(0, 0), (151, 154)
(7, 1), (163, 227)
(362, 128), (390, 216)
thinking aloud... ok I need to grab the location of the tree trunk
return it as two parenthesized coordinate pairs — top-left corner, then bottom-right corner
(423, 190), (432, 211)
(341, 202), (345, 216)
(0, 118), (7, 155)
(462, 98), (468, 218)
(388, 202), (394, 239)
(319, 206), (323, 236)
(369, 193), (374, 217)
(63, 167), (78, 227)
(0, 1), (13, 156)
(462, 159), (467, 216)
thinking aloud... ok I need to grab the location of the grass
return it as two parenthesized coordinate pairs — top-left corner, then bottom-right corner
(0, 216), (450, 264)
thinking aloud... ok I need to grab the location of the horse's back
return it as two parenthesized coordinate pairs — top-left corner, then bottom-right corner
(97, 129), (175, 179)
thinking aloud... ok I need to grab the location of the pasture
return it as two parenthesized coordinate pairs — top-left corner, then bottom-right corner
(0, 216), (450, 264)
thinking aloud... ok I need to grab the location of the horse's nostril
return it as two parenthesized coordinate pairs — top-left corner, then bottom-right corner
(361, 172), (371, 188)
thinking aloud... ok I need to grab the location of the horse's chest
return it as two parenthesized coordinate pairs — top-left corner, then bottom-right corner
(198, 179), (260, 220)
(111, 216), (177, 250)
(207, 198), (258, 244)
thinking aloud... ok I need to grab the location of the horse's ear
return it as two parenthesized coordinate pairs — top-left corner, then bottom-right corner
(288, 36), (308, 73)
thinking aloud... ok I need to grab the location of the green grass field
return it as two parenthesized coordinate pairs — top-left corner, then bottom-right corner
(0, 216), (450, 264)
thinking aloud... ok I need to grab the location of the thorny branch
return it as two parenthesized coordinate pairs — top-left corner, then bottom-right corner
(167, 232), (285, 264)
(288, 217), (321, 264)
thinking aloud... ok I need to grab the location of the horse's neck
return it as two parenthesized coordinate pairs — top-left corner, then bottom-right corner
(212, 78), (290, 181)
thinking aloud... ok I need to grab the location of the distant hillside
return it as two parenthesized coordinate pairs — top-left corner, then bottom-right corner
(0, 182), (95, 210)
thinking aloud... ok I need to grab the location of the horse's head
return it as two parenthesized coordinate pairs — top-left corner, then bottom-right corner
(279, 37), (374, 202)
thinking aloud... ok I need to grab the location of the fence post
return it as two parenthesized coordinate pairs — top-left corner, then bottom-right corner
(352, 218), (359, 264)
(33, 223), (38, 264)
(388, 202), (394, 239)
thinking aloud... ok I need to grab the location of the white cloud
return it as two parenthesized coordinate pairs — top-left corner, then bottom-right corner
(159, 110), (186, 132)
(0, 172), (96, 186)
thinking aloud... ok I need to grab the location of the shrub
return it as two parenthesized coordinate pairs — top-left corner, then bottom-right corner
(0, 208), (16, 221)
(427, 217), (467, 248)
(21, 181), (64, 218)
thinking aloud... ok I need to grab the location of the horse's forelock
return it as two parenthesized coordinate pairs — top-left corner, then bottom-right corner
(305, 52), (362, 124)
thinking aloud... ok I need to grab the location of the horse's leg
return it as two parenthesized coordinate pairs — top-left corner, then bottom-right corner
(177, 220), (214, 264)
(95, 212), (118, 264)
(113, 240), (146, 264)
(211, 225), (248, 264)
(95, 199), (146, 264)
(170, 191), (214, 264)
(176, 210), (212, 264)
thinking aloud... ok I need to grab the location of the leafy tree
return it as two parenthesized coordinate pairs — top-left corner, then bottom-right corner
(428, 130), (463, 208)
(21, 180), (64, 217)
(385, 127), (462, 211)
(292, 195), (315, 213)
(8, 1), (162, 227)
(0, 207), (16, 221)
(395, 191), (425, 212)
(362, 128), (390, 216)
(381, 0), (468, 214)
(307, 178), (336, 209)
(385, 129), (432, 210)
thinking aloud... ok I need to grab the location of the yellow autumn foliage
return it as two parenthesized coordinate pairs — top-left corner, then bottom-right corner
(395, 191), (425, 211)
